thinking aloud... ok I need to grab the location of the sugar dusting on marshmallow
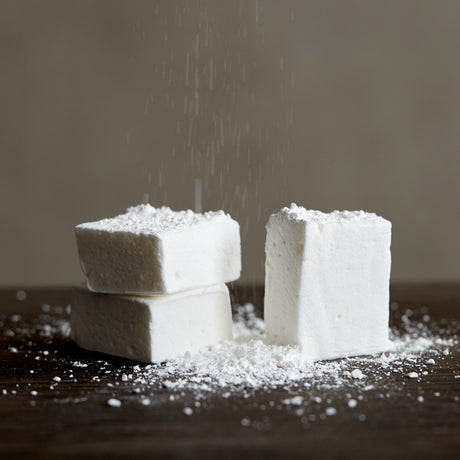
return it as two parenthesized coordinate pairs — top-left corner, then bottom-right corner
(277, 203), (388, 224)
(76, 204), (234, 236)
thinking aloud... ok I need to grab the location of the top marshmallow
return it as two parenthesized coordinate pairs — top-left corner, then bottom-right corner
(75, 204), (241, 295)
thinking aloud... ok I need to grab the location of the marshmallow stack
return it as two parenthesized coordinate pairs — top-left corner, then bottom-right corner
(72, 204), (241, 363)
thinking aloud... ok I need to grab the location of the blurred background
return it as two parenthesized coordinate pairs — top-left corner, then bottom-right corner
(1, 0), (459, 287)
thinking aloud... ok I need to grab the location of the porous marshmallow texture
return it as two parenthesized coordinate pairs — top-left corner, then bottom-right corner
(71, 284), (233, 363)
(264, 203), (392, 361)
(75, 204), (241, 295)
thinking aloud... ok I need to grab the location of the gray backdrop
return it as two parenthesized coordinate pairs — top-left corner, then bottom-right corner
(1, 0), (459, 286)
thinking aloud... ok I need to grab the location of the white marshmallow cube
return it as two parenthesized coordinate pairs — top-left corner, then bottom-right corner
(71, 284), (233, 363)
(75, 204), (241, 295)
(264, 203), (392, 361)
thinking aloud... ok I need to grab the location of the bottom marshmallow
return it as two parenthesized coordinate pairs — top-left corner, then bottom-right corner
(71, 284), (233, 363)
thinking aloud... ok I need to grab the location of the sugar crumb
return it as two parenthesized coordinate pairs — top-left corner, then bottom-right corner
(351, 369), (366, 379)
(16, 290), (27, 301)
(107, 398), (121, 408)
(347, 399), (358, 408)
(240, 417), (250, 426)
(282, 395), (303, 406)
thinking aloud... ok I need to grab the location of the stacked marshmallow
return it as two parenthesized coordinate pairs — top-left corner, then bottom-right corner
(72, 204), (241, 363)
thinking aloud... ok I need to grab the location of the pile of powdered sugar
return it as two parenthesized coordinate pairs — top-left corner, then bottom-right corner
(127, 303), (458, 394)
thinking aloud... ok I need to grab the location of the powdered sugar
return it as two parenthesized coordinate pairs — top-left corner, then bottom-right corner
(107, 398), (122, 408)
(276, 203), (388, 225)
(124, 303), (457, 394)
(76, 204), (233, 236)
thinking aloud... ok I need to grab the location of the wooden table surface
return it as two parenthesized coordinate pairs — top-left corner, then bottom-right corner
(1, 283), (459, 459)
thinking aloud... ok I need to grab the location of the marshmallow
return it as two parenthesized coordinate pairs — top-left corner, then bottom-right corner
(264, 203), (392, 361)
(75, 204), (241, 295)
(71, 284), (233, 363)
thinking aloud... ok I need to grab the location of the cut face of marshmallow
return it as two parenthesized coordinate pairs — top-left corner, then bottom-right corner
(264, 203), (392, 361)
(71, 284), (233, 363)
(75, 204), (241, 295)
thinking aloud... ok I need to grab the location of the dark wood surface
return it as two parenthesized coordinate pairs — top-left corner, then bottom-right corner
(1, 283), (459, 459)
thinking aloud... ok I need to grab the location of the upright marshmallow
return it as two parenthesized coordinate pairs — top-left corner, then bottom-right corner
(75, 204), (241, 295)
(71, 284), (233, 363)
(264, 203), (392, 361)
